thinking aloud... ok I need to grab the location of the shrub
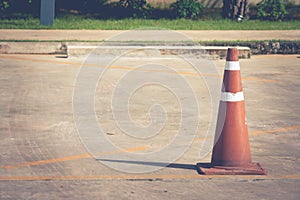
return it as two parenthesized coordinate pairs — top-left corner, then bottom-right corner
(257, 0), (288, 21)
(171, 0), (204, 19)
(119, 0), (152, 18)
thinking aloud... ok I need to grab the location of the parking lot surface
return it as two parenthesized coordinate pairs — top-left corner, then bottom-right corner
(0, 53), (299, 199)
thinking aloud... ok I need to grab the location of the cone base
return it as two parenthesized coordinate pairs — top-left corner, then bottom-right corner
(196, 162), (267, 175)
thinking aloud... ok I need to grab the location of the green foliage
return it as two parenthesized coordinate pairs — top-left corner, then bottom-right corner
(0, 0), (108, 17)
(119, 0), (152, 18)
(0, 0), (39, 18)
(0, 1), (10, 11)
(1, 0), (297, 21)
(171, 0), (204, 19)
(0, 0), (33, 10)
(257, 0), (288, 21)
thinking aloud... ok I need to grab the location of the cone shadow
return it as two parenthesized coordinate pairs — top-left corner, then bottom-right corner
(97, 159), (197, 171)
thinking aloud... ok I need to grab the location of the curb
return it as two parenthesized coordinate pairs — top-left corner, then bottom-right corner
(67, 44), (251, 59)
(0, 42), (251, 59)
(1, 41), (299, 58)
(0, 42), (66, 55)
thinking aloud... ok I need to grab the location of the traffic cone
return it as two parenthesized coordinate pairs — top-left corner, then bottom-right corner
(196, 48), (267, 175)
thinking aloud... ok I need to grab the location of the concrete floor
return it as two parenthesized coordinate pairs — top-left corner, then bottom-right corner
(0, 53), (299, 199)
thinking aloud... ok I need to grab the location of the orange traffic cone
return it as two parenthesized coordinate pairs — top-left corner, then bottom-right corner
(197, 48), (267, 175)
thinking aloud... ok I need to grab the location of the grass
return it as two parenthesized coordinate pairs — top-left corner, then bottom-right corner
(0, 15), (299, 30)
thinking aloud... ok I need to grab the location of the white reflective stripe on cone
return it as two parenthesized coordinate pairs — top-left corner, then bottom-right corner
(221, 91), (244, 102)
(225, 61), (240, 71)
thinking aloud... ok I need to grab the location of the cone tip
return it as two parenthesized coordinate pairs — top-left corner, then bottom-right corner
(226, 48), (239, 61)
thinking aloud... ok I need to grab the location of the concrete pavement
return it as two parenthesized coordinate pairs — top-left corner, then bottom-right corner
(0, 53), (299, 199)
(0, 29), (299, 41)
(1, 28), (299, 199)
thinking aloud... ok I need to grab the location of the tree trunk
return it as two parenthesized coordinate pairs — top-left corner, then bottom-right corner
(222, 0), (249, 19)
